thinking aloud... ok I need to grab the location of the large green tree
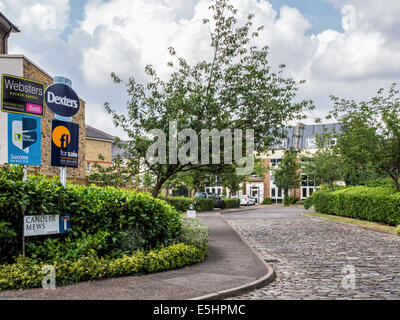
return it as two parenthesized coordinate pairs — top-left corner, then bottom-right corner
(329, 84), (400, 191)
(105, 0), (313, 198)
(302, 132), (344, 191)
(272, 149), (301, 206)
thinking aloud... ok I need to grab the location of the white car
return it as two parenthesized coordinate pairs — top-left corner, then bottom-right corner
(240, 195), (256, 206)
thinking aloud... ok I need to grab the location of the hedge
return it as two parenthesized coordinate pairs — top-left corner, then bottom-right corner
(178, 218), (209, 249)
(0, 243), (207, 291)
(166, 197), (214, 212)
(261, 197), (273, 205)
(0, 171), (181, 263)
(222, 198), (240, 208)
(306, 186), (400, 226)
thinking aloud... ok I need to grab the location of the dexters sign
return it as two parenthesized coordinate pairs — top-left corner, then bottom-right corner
(45, 83), (80, 118)
(8, 114), (41, 165)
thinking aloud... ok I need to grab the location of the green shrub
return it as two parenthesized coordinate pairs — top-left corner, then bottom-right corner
(304, 194), (315, 209)
(178, 218), (209, 249)
(0, 172), (181, 263)
(311, 187), (400, 226)
(283, 196), (297, 206)
(261, 197), (272, 205)
(0, 243), (207, 291)
(166, 197), (214, 212)
(223, 198), (240, 208)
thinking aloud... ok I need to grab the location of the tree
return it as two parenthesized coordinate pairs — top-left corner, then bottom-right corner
(89, 155), (134, 188)
(220, 158), (268, 197)
(105, 0), (313, 198)
(329, 84), (400, 191)
(302, 132), (344, 191)
(272, 149), (300, 206)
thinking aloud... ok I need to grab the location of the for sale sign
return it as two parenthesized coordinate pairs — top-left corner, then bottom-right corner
(24, 214), (71, 237)
(51, 120), (79, 168)
(1, 74), (45, 117)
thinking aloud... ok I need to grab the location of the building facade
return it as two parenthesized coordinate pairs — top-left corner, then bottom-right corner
(85, 125), (114, 175)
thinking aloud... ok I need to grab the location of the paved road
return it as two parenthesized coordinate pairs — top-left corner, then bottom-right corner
(224, 206), (400, 300)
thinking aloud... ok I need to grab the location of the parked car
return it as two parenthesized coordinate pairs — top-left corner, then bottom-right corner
(240, 195), (256, 206)
(194, 192), (225, 209)
(248, 196), (258, 204)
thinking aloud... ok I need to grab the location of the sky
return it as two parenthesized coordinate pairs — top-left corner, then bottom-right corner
(1, 0), (400, 139)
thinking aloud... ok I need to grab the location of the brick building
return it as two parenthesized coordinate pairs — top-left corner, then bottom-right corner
(85, 125), (114, 175)
(0, 12), (87, 184)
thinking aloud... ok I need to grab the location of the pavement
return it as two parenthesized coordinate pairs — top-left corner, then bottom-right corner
(0, 206), (273, 300)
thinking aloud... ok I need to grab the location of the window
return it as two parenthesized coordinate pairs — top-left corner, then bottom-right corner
(86, 163), (91, 173)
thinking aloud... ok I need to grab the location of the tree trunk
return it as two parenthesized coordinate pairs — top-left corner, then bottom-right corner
(283, 188), (290, 206)
(152, 178), (166, 198)
(394, 177), (399, 192)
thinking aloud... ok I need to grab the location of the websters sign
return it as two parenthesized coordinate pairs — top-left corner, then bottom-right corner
(1, 74), (45, 117)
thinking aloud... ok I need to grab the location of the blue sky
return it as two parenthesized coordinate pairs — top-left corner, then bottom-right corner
(2, 0), (400, 137)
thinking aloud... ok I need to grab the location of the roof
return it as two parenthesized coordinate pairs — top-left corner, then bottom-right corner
(0, 12), (20, 33)
(112, 141), (129, 159)
(85, 125), (115, 142)
(271, 123), (342, 150)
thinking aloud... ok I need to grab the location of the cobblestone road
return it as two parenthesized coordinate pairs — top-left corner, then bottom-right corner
(225, 207), (400, 300)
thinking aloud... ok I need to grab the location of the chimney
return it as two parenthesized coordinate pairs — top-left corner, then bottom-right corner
(0, 12), (20, 54)
(295, 123), (305, 150)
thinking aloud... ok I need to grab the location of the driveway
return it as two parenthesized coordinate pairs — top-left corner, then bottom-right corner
(223, 205), (400, 300)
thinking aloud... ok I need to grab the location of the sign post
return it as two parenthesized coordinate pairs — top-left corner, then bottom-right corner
(45, 77), (80, 186)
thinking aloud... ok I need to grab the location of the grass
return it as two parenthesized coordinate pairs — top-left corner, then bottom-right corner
(304, 212), (398, 236)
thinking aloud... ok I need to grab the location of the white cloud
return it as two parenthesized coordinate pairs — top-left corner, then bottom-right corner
(3, 0), (400, 135)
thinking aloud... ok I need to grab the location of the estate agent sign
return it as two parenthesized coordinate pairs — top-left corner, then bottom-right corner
(51, 120), (79, 168)
(8, 113), (41, 165)
(24, 214), (71, 237)
(1, 74), (45, 117)
(45, 83), (80, 118)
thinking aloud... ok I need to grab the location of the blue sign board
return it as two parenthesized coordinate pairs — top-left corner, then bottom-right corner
(8, 113), (41, 165)
(59, 214), (71, 234)
(45, 83), (80, 118)
(51, 120), (79, 168)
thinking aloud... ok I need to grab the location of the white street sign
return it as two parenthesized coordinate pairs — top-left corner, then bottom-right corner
(24, 215), (60, 237)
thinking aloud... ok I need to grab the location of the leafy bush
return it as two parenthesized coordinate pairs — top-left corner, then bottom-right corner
(223, 198), (240, 208)
(261, 197), (272, 205)
(283, 196), (298, 206)
(304, 193), (315, 209)
(178, 218), (209, 249)
(310, 187), (400, 226)
(166, 197), (214, 212)
(0, 243), (207, 291)
(0, 172), (181, 263)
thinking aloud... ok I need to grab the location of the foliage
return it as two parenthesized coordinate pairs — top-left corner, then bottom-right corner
(0, 243), (207, 291)
(328, 84), (400, 191)
(0, 170), (181, 264)
(302, 131), (344, 191)
(222, 198), (240, 208)
(310, 187), (400, 226)
(89, 154), (134, 188)
(220, 159), (268, 197)
(178, 218), (209, 249)
(304, 193), (315, 210)
(272, 149), (301, 206)
(166, 196), (214, 212)
(261, 197), (273, 205)
(105, 0), (313, 198)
